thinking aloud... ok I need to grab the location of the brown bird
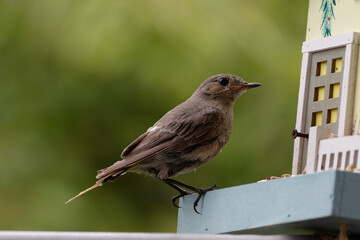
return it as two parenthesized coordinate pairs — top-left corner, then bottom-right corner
(66, 73), (261, 213)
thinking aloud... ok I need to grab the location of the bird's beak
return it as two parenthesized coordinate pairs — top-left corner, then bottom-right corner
(244, 82), (261, 89)
(230, 82), (261, 90)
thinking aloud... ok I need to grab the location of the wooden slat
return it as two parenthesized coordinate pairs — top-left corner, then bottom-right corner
(317, 135), (360, 171)
(340, 151), (347, 170)
(324, 153), (331, 170)
(356, 150), (360, 168)
(349, 150), (355, 166)
(319, 154), (325, 171)
(302, 32), (360, 53)
(334, 152), (340, 170)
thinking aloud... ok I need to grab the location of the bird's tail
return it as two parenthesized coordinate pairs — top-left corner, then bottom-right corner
(65, 167), (128, 204)
(65, 179), (104, 204)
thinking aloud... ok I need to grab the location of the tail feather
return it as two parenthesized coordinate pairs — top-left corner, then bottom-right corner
(65, 168), (129, 204)
(65, 180), (103, 204)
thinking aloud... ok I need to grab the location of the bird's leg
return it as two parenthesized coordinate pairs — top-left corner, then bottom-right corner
(164, 178), (218, 214)
(162, 179), (192, 208)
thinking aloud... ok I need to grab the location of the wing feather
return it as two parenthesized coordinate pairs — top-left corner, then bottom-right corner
(96, 106), (221, 180)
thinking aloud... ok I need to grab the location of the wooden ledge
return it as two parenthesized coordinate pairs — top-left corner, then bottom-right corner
(177, 170), (360, 235)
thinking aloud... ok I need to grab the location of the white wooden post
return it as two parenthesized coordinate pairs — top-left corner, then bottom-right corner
(306, 126), (331, 174)
(292, 52), (311, 175)
(338, 43), (359, 136)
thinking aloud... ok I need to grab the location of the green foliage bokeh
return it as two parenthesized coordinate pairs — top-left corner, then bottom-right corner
(0, 0), (308, 232)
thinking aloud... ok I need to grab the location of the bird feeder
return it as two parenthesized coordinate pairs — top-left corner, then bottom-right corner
(177, 0), (360, 236)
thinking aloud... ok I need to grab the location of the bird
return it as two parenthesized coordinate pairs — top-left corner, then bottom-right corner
(66, 73), (261, 214)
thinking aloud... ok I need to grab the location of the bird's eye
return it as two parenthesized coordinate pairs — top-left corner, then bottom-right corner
(218, 77), (229, 86)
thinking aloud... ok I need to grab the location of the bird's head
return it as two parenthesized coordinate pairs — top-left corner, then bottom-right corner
(195, 74), (261, 103)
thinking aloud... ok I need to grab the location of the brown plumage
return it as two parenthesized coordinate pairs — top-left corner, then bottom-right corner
(66, 73), (261, 213)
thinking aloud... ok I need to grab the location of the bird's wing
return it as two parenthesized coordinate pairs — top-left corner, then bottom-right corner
(121, 132), (148, 158)
(96, 106), (221, 179)
(157, 105), (221, 141)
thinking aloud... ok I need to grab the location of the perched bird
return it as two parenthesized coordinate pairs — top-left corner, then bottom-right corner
(66, 73), (261, 213)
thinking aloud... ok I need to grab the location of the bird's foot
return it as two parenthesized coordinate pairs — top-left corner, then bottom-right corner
(193, 184), (218, 214)
(171, 189), (192, 208)
(162, 178), (218, 214)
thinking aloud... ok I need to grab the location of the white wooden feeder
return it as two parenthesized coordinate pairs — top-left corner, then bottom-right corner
(293, 32), (360, 175)
(178, 0), (360, 236)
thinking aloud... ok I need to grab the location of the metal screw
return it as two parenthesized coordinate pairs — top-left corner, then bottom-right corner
(292, 129), (309, 139)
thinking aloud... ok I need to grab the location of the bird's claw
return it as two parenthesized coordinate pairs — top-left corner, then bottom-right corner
(193, 184), (218, 214)
(165, 178), (218, 214)
(171, 190), (192, 208)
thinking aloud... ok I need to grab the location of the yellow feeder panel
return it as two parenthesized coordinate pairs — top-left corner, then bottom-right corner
(314, 86), (325, 101)
(312, 111), (323, 126)
(330, 83), (340, 98)
(327, 108), (338, 123)
(316, 61), (327, 76)
(333, 58), (342, 73)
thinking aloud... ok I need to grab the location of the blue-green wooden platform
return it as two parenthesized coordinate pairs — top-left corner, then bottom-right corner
(177, 170), (360, 235)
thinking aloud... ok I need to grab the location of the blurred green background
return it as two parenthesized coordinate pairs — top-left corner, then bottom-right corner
(0, 0), (308, 233)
